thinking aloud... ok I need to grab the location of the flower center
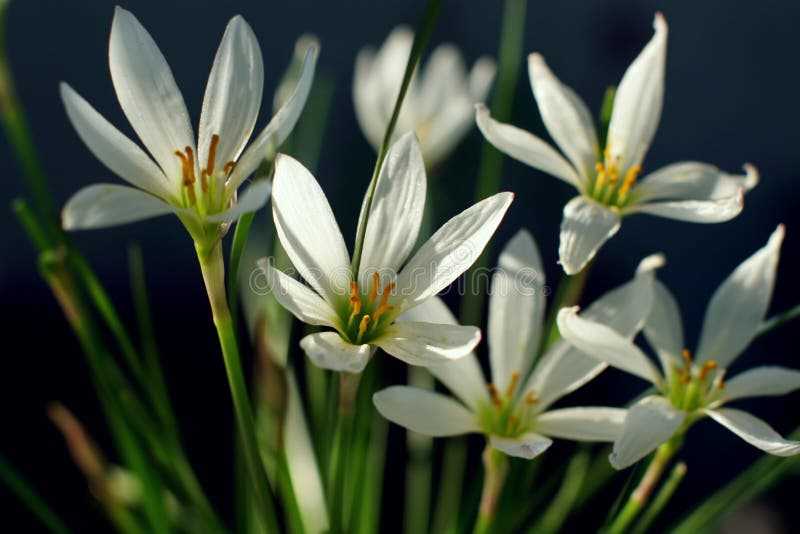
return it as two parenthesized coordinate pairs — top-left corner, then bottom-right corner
(341, 272), (397, 344)
(665, 348), (726, 412)
(477, 372), (539, 438)
(174, 134), (236, 215)
(589, 145), (641, 207)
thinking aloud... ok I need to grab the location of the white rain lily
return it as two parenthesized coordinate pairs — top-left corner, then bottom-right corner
(373, 230), (663, 459)
(60, 8), (317, 250)
(476, 13), (758, 275)
(354, 26), (496, 167)
(557, 225), (800, 469)
(259, 133), (512, 373)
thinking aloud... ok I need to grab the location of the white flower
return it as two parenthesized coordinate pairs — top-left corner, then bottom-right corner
(60, 8), (317, 248)
(557, 225), (800, 469)
(259, 133), (512, 373)
(476, 13), (758, 275)
(372, 230), (663, 459)
(354, 26), (496, 167)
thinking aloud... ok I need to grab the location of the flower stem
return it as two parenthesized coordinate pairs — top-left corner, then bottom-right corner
(328, 371), (362, 534)
(529, 448), (591, 534)
(404, 367), (434, 534)
(631, 462), (687, 534)
(607, 438), (681, 534)
(474, 446), (509, 534)
(196, 241), (279, 533)
(758, 303), (800, 336)
(540, 262), (593, 353)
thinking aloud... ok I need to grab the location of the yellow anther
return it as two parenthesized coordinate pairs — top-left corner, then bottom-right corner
(681, 348), (692, 366)
(368, 272), (380, 304)
(617, 164), (642, 203)
(206, 134), (220, 175)
(356, 315), (371, 343)
(713, 369), (727, 390)
(594, 162), (607, 191)
(524, 391), (539, 405)
(505, 372), (520, 398)
(175, 148), (197, 205)
(488, 384), (501, 407)
(699, 360), (718, 381)
(223, 161), (236, 176)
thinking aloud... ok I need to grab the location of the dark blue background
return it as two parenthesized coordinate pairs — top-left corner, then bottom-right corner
(2, 1), (799, 532)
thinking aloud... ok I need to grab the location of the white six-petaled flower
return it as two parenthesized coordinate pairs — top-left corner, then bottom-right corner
(372, 230), (664, 459)
(476, 13), (758, 275)
(259, 133), (513, 373)
(354, 26), (496, 168)
(557, 225), (800, 469)
(60, 8), (317, 248)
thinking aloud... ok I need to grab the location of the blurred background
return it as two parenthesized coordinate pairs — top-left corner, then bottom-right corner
(2, 0), (799, 532)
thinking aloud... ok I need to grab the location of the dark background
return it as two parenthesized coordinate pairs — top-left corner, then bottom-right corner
(2, 0), (799, 532)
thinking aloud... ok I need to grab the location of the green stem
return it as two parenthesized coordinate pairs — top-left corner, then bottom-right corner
(196, 242), (279, 533)
(607, 439), (681, 534)
(540, 263), (592, 353)
(431, 438), (468, 534)
(758, 303), (800, 336)
(328, 372), (361, 534)
(404, 368), (434, 534)
(529, 448), (590, 534)
(631, 462), (687, 534)
(228, 211), (256, 328)
(473, 446), (510, 534)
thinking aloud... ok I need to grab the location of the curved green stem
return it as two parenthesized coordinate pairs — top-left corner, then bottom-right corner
(632, 462), (687, 534)
(473, 446), (509, 534)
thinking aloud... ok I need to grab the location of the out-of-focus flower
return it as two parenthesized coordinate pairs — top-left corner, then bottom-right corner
(372, 230), (662, 459)
(260, 133), (512, 373)
(476, 13), (757, 275)
(354, 26), (496, 167)
(557, 225), (800, 469)
(60, 8), (317, 250)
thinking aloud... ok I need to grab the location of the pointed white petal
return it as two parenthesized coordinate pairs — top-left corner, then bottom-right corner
(557, 307), (661, 384)
(633, 162), (759, 203)
(490, 432), (553, 460)
(558, 196), (621, 275)
(257, 260), (337, 327)
(528, 53), (599, 180)
(525, 340), (607, 410)
(198, 16), (264, 169)
(475, 104), (583, 188)
(696, 225), (784, 368)
(488, 229), (546, 391)
(358, 133), (426, 284)
(418, 45), (467, 117)
(395, 192), (513, 310)
(625, 193), (744, 223)
(398, 297), (489, 410)
(537, 407), (627, 442)
(62, 184), (176, 230)
(373, 386), (478, 436)
(706, 408), (800, 456)
(60, 83), (171, 199)
(109, 7), (195, 181)
(271, 154), (350, 307)
(375, 322), (481, 366)
(644, 281), (684, 376)
(228, 45), (318, 190)
(299, 332), (371, 373)
(468, 56), (497, 102)
(722, 367), (800, 403)
(352, 47), (385, 151)
(610, 396), (684, 469)
(207, 179), (271, 223)
(606, 13), (667, 173)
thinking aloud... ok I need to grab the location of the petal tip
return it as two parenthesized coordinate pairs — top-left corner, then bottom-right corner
(742, 163), (759, 190)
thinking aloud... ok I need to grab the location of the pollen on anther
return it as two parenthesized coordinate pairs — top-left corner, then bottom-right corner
(681, 348), (692, 365)
(368, 272), (380, 304)
(357, 315), (371, 341)
(524, 391), (539, 405)
(488, 384), (501, 406)
(206, 134), (220, 174)
(505, 372), (520, 397)
(699, 360), (718, 381)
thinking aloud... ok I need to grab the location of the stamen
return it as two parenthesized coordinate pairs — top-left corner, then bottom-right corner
(184, 147), (196, 184)
(617, 164), (642, 203)
(368, 272), (380, 304)
(681, 348), (692, 366)
(713, 369), (727, 390)
(175, 149), (196, 205)
(524, 391), (539, 405)
(223, 161), (237, 176)
(206, 134), (220, 175)
(505, 372), (520, 398)
(488, 384), (501, 407)
(356, 315), (370, 343)
(594, 162), (607, 191)
(200, 170), (210, 193)
(371, 282), (395, 324)
(699, 360), (718, 381)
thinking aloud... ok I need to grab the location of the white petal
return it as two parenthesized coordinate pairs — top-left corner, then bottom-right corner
(536, 407), (627, 442)
(528, 53), (599, 180)
(644, 280), (684, 376)
(300, 332), (371, 373)
(633, 162), (759, 203)
(375, 322), (481, 366)
(468, 56), (497, 102)
(358, 133), (426, 284)
(352, 47), (385, 151)
(606, 13), (667, 173)
(524, 340), (607, 410)
(488, 230), (546, 391)
(207, 179), (271, 223)
(490, 432), (553, 460)
(198, 16), (264, 170)
(418, 45), (467, 118)
(706, 408), (800, 456)
(722, 367), (800, 403)
(257, 260), (337, 327)
(475, 104), (582, 188)
(398, 297), (489, 410)
(109, 7), (195, 181)
(395, 192), (513, 310)
(271, 154), (351, 307)
(373, 386), (478, 437)
(228, 44), (318, 190)
(557, 307), (661, 385)
(423, 94), (474, 166)
(625, 193), (744, 223)
(558, 196), (621, 275)
(62, 184), (176, 230)
(610, 396), (684, 469)
(696, 225), (784, 368)
(60, 83), (171, 199)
